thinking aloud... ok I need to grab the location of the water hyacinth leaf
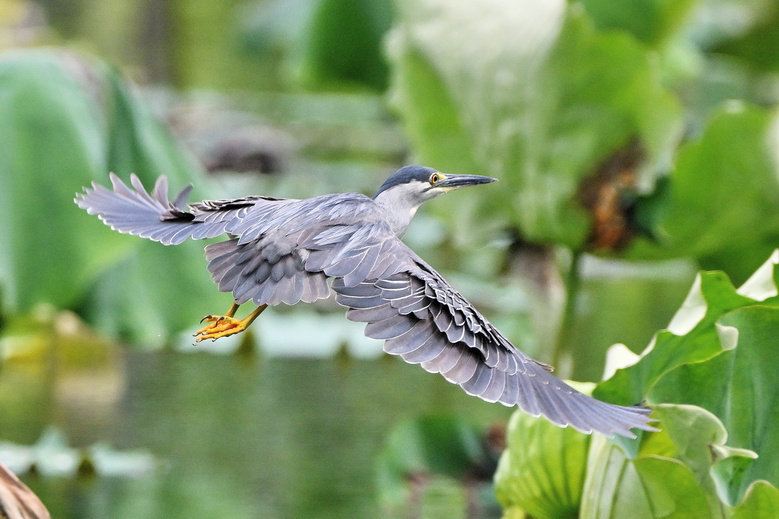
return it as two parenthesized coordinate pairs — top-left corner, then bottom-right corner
(731, 481), (779, 519)
(650, 306), (779, 503)
(388, 0), (681, 248)
(581, 404), (727, 519)
(594, 270), (752, 406)
(494, 389), (591, 519)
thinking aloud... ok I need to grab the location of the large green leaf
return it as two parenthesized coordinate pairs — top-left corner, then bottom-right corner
(497, 253), (779, 517)
(494, 384), (592, 519)
(631, 105), (779, 282)
(594, 270), (752, 406)
(581, 405), (732, 519)
(731, 481), (779, 519)
(0, 50), (128, 312)
(0, 49), (225, 344)
(650, 306), (779, 503)
(388, 0), (681, 248)
(593, 252), (779, 508)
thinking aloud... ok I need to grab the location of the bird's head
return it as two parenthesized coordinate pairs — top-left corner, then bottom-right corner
(372, 165), (497, 237)
(373, 165), (497, 204)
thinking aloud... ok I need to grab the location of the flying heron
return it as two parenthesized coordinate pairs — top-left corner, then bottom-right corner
(76, 165), (655, 438)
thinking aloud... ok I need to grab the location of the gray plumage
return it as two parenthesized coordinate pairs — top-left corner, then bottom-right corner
(75, 166), (656, 438)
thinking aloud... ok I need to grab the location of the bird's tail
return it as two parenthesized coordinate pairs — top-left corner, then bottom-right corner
(75, 173), (196, 245)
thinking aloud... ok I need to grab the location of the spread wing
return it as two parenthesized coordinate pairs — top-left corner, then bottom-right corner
(77, 173), (656, 437)
(76, 173), (331, 305)
(327, 243), (655, 438)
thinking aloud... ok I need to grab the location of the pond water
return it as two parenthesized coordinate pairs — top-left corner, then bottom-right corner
(3, 348), (512, 518)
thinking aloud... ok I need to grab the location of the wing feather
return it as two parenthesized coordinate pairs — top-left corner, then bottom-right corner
(330, 236), (657, 437)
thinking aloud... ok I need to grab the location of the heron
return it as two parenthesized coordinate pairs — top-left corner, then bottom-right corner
(76, 165), (655, 438)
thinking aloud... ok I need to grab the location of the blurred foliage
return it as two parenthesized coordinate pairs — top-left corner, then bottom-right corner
(376, 414), (501, 517)
(388, 0), (682, 250)
(238, 0), (395, 92)
(496, 251), (779, 518)
(387, 0), (779, 283)
(0, 49), (225, 345)
(297, 0), (393, 90)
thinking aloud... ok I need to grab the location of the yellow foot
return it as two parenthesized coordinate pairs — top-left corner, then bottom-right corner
(194, 315), (247, 342)
(193, 303), (267, 343)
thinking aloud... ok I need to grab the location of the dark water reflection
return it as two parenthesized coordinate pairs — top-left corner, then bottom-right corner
(10, 350), (511, 518)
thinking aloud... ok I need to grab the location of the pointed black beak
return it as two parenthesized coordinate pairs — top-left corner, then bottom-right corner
(436, 174), (498, 189)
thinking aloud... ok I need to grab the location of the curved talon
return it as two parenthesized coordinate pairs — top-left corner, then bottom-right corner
(194, 316), (243, 342)
(193, 304), (268, 343)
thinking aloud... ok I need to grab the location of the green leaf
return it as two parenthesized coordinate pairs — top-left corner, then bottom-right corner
(80, 65), (228, 344)
(595, 253), (779, 507)
(711, 4), (779, 74)
(650, 306), (779, 502)
(581, 405), (729, 519)
(494, 383), (592, 519)
(82, 241), (229, 347)
(710, 445), (759, 508)
(0, 51), (129, 312)
(376, 414), (492, 515)
(578, 0), (697, 47)
(731, 481), (779, 519)
(386, 46), (477, 175)
(298, 0), (393, 90)
(0, 49), (226, 343)
(594, 270), (752, 405)
(499, 254), (779, 518)
(649, 404), (759, 512)
(582, 442), (712, 518)
(637, 105), (779, 282)
(388, 0), (681, 248)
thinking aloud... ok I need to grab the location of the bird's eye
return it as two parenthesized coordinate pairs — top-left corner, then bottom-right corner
(429, 173), (441, 184)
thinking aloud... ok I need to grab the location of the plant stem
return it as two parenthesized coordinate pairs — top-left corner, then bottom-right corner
(551, 250), (582, 377)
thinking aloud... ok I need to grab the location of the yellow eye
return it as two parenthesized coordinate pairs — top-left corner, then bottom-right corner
(430, 173), (441, 184)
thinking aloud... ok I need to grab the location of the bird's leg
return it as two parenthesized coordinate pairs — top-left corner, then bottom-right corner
(194, 303), (268, 342)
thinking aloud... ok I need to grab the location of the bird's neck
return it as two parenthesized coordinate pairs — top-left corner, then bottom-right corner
(373, 190), (421, 238)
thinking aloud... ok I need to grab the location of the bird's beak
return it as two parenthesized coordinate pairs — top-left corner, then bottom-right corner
(435, 173), (498, 190)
